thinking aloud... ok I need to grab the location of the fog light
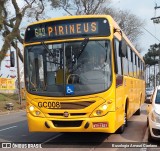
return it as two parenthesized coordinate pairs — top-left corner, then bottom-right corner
(29, 106), (34, 111)
(102, 104), (107, 110)
(96, 110), (102, 115)
(35, 111), (40, 115)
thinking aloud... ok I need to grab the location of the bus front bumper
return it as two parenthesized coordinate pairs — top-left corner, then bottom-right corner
(27, 112), (116, 133)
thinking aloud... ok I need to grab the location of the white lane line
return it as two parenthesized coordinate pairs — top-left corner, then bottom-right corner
(0, 126), (17, 132)
(41, 133), (63, 144)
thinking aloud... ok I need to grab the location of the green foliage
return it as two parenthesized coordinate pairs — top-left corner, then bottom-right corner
(48, 0), (109, 15)
(0, 0), (45, 64)
(143, 44), (160, 66)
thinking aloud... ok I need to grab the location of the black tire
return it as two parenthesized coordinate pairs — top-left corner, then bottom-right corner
(116, 111), (127, 134)
(134, 108), (141, 115)
(124, 112), (128, 127)
(134, 95), (142, 115)
(116, 124), (125, 134)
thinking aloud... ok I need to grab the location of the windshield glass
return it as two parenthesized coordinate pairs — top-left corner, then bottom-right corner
(24, 40), (112, 96)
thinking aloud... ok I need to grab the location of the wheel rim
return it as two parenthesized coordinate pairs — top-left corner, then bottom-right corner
(124, 112), (126, 124)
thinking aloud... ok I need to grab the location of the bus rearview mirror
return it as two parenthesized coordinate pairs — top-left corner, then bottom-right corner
(120, 39), (127, 57)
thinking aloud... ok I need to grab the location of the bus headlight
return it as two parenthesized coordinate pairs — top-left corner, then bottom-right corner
(27, 104), (45, 117)
(90, 103), (108, 117)
(29, 106), (34, 111)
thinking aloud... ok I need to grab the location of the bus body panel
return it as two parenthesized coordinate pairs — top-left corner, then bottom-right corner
(27, 111), (117, 133)
(24, 15), (145, 133)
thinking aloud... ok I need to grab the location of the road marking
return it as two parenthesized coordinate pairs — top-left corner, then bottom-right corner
(0, 126), (17, 132)
(41, 133), (63, 144)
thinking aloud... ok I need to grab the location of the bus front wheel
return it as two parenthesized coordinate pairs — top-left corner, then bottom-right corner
(116, 111), (127, 134)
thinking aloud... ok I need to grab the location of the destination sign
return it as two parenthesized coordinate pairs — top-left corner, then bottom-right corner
(24, 18), (110, 43)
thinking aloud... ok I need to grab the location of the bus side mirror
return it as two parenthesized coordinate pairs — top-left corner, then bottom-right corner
(113, 39), (118, 74)
(10, 51), (15, 67)
(119, 39), (127, 57)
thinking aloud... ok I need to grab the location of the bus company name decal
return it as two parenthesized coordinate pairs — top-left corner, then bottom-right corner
(34, 22), (98, 38)
(38, 101), (61, 109)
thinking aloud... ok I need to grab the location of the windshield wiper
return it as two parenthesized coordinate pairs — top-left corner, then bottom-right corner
(41, 41), (55, 58)
(77, 37), (89, 60)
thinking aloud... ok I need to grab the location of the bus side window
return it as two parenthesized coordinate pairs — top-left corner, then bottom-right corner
(123, 46), (129, 76)
(130, 49), (134, 77)
(114, 39), (122, 75)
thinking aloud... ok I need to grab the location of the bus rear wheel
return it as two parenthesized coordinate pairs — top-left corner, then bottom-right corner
(134, 95), (141, 116)
(134, 108), (141, 115)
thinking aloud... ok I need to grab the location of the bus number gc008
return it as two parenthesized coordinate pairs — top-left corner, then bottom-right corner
(38, 102), (61, 109)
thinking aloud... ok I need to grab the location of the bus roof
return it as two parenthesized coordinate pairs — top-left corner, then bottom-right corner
(28, 15), (112, 26)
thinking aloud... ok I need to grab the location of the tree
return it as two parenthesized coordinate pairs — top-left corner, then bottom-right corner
(143, 44), (159, 66)
(48, 0), (111, 15)
(144, 44), (160, 87)
(48, 0), (144, 51)
(0, 0), (45, 64)
(102, 9), (145, 45)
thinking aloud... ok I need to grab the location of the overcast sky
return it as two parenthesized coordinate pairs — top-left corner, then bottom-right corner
(112, 0), (160, 56)
(1, 0), (160, 79)
(49, 0), (160, 55)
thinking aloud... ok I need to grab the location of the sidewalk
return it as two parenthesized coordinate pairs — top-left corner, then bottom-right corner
(0, 108), (26, 116)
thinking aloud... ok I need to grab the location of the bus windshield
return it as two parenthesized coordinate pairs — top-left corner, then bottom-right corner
(24, 40), (112, 96)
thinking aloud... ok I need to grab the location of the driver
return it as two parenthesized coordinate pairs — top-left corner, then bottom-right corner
(94, 55), (108, 71)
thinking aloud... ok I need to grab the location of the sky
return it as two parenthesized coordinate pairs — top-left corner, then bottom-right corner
(112, 0), (160, 56)
(0, 0), (160, 79)
(46, 0), (160, 56)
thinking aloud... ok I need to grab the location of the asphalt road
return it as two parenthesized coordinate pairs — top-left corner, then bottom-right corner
(0, 103), (159, 151)
(0, 111), (57, 143)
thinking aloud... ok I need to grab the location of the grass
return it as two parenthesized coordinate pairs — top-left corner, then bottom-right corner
(0, 93), (26, 112)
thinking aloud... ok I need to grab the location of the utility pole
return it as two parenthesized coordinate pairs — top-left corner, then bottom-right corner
(159, 60), (160, 85)
(151, 4), (160, 23)
(151, 4), (160, 87)
(15, 39), (22, 105)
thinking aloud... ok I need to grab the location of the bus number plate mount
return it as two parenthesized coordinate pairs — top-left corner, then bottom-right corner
(93, 122), (108, 128)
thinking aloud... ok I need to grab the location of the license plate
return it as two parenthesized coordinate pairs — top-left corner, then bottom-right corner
(93, 122), (108, 128)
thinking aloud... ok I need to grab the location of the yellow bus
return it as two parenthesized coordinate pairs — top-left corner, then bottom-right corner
(22, 15), (145, 133)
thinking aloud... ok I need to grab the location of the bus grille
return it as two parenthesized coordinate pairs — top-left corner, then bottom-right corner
(50, 101), (95, 109)
(52, 120), (83, 127)
(48, 113), (86, 116)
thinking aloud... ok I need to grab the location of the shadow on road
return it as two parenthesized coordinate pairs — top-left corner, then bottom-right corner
(45, 132), (110, 147)
(0, 120), (57, 143)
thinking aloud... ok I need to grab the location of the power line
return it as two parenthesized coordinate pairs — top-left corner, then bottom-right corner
(142, 27), (160, 42)
(150, 0), (160, 43)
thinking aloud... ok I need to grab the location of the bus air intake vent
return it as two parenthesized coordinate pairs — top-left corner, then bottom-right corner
(48, 113), (86, 116)
(52, 120), (82, 127)
(50, 101), (95, 109)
